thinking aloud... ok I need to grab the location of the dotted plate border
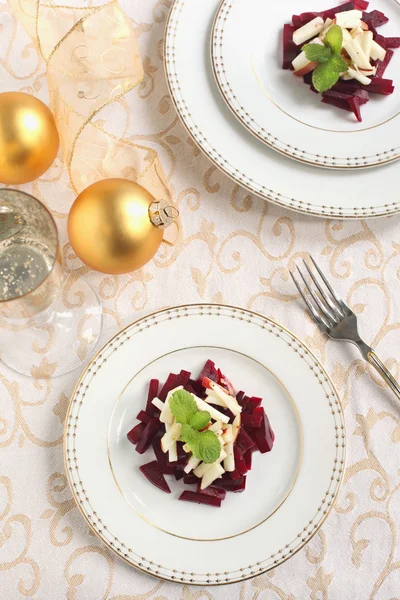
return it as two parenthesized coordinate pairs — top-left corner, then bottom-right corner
(65, 304), (346, 586)
(164, 0), (400, 219)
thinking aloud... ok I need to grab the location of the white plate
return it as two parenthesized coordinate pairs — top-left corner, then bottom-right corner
(65, 304), (345, 585)
(165, 0), (400, 218)
(212, 0), (400, 169)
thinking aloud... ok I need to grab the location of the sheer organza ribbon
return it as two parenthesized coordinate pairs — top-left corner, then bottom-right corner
(9, 0), (170, 203)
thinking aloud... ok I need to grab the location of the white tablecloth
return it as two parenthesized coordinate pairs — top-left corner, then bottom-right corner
(1, 0), (400, 597)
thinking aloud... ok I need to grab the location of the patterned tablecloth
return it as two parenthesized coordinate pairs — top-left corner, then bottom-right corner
(1, 1), (400, 598)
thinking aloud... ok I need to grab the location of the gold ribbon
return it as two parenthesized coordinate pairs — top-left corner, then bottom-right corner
(9, 0), (170, 202)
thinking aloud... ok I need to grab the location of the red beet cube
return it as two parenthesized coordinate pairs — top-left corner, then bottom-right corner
(236, 428), (256, 453)
(244, 450), (253, 471)
(236, 391), (245, 405)
(375, 49), (394, 77)
(348, 97), (363, 122)
(174, 471), (184, 481)
(254, 409), (275, 453)
(368, 78), (394, 95)
(158, 373), (179, 402)
(197, 360), (219, 384)
(214, 477), (247, 493)
(383, 37), (400, 49)
(136, 410), (151, 424)
(127, 422), (145, 445)
(230, 447), (248, 480)
(136, 418), (161, 454)
(283, 24), (298, 69)
(152, 437), (174, 474)
(175, 369), (191, 388)
(140, 461), (171, 494)
(196, 483), (227, 500)
(179, 491), (221, 507)
(183, 473), (198, 485)
(355, 0), (369, 9)
(242, 407), (264, 428)
(146, 379), (159, 416)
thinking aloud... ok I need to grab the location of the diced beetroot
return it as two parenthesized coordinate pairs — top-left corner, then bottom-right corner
(348, 96), (363, 122)
(136, 410), (151, 424)
(145, 379), (159, 417)
(158, 373), (178, 402)
(139, 461), (171, 494)
(179, 491), (221, 507)
(241, 407), (264, 428)
(322, 96), (353, 112)
(362, 9), (388, 32)
(183, 473), (198, 485)
(236, 427), (256, 453)
(175, 369), (191, 388)
(197, 483), (227, 500)
(174, 470), (184, 480)
(244, 450), (253, 471)
(354, 0), (369, 9)
(283, 24), (298, 69)
(376, 49), (394, 77)
(127, 422), (145, 445)
(246, 397), (262, 412)
(325, 87), (369, 102)
(177, 442), (187, 461)
(367, 78), (394, 94)
(383, 37), (400, 49)
(374, 33), (387, 49)
(293, 2), (356, 27)
(254, 409), (275, 453)
(136, 418), (161, 454)
(236, 391), (245, 405)
(320, 1), (354, 20)
(152, 437), (174, 474)
(230, 447), (248, 480)
(214, 477), (247, 493)
(197, 359), (219, 384)
(219, 375), (236, 396)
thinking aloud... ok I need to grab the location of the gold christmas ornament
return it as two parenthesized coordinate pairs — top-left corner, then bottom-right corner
(0, 92), (59, 185)
(67, 179), (178, 275)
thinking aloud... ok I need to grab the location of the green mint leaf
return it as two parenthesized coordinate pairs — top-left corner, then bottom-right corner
(189, 411), (211, 431)
(192, 430), (221, 464)
(324, 24), (343, 55)
(181, 423), (198, 444)
(169, 390), (198, 424)
(302, 43), (332, 63)
(328, 54), (349, 73)
(312, 62), (341, 92)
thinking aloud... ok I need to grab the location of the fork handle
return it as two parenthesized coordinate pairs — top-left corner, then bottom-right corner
(367, 351), (400, 400)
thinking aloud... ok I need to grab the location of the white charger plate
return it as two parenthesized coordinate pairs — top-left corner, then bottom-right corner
(165, 0), (400, 218)
(65, 304), (345, 585)
(212, 0), (400, 169)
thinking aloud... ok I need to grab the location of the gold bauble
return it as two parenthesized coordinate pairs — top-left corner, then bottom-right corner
(68, 179), (165, 275)
(0, 92), (59, 185)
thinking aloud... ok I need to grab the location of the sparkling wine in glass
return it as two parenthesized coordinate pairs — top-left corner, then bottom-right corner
(0, 188), (102, 378)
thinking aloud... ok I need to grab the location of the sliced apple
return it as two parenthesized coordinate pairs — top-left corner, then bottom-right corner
(335, 9), (362, 29)
(192, 394), (230, 424)
(160, 422), (182, 452)
(342, 28), (353, 43)
(168, 443), (177, 462)
(343, 39), (371, 70)
(347, 66), (371, 85)
(184, 454), (201, 474)
(293, 16), (324, 46)
(201, 463), (224, 490)
(223, 442), (235, 472)
(351, 25), (363, 38)
(370, 39), (386, 61)
(358, 31), (373, 62)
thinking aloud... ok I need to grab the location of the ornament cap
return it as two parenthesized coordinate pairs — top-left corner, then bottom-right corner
(149, 201), (179, 229)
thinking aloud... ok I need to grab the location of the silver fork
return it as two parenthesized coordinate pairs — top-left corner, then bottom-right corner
(291, 255), (400, 401)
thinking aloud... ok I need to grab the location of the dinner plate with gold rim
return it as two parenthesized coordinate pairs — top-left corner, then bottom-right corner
(64, 304), (345, 585)
(165, 0), (400, 218)
(212, 0), (400, 169)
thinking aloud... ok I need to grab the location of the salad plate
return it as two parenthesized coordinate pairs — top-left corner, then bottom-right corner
(165, 0), (400, 218)
(212, 0), (400, 169)
(65, 304), (345, 585)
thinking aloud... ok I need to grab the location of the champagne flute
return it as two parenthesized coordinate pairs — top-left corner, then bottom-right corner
(0, 188), (102, 378)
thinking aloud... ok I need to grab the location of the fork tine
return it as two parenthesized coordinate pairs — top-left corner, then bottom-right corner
(290, 271), (330, 331)
(309, 255), (350, 315)
(296, 266), (337, 327)
(302, 259), (342, 318)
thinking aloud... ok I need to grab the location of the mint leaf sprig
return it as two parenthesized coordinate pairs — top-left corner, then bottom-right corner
(302, 25), (349, 93)
(169, 390), (221, 464)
